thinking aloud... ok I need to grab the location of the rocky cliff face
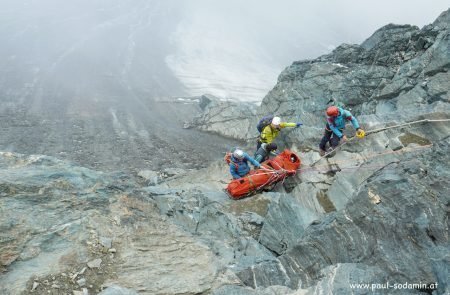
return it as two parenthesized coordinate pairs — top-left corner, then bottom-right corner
(1, 9), (449, 295)
(236, 9), (450, 294)
(186, 9), (450, 295)
(256, 9), (449, 149)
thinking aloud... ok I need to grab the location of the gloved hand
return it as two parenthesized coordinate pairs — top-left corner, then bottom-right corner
(356, 128), (365, 138)
(296, 122), (303, 127)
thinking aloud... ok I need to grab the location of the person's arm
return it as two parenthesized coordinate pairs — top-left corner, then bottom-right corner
(329, 121), (343, 138)
(343, 110), (360, 129)
(280, 122), (297, 128)
(230, 164), (241, 179)
(244, 153), (261, 168)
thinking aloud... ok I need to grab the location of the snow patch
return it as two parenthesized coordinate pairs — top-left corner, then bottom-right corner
(166, 17), (282, 103)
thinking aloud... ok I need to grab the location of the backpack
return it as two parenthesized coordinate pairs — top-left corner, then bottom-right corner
(256, 115), (274, 133)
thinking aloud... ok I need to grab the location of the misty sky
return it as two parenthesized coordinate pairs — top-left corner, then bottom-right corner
(168, 0), (449, 101)
(0, 0), (448, 103)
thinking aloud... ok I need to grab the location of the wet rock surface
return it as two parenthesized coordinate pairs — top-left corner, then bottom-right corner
(1, 8), (450, 295)
(0, 153), (231, 294)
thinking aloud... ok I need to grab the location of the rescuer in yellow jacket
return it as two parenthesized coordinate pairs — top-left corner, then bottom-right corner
(257, 116), (302, 150)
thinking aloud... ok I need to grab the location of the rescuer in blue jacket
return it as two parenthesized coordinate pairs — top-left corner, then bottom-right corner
(319, 106), (364, 156)
(229, 149), (261, 179)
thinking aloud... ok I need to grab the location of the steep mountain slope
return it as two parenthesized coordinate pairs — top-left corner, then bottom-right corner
(0, 0), (243, 172)
(0, 153), (228, 294)
(189, 9), (450, 294)
(1, 7), (449, 295)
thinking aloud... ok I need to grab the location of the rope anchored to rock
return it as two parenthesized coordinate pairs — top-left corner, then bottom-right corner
(302, 144), (433, 174)
(309, 118), (450, 167)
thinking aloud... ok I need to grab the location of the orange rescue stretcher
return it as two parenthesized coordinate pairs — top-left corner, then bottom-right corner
(226, 150), (301, 199)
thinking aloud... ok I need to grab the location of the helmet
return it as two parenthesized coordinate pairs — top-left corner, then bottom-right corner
(326, 106), (339, 117)
(266, 143), (278, 151)
(233, 149), (244, 160)
(271, 116), (281, 126)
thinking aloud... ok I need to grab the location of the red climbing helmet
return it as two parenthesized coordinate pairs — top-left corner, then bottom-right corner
(326, 106), (339, 117)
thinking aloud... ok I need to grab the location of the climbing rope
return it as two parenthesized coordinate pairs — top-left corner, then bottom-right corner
(224, 117), (449, 199)
(365, 118), (450, 135)
(309, 118), (450, 167)
(306, 144), (432, 171)
(300, 144), (433, 174)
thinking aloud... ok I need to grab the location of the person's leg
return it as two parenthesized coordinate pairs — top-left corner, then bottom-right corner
(330, 134), (341, 149)
(330, 129), (344, 149)
(319, 125), (332, 151)
(256, 140), (262, 152)
(324, 133), (341, 157)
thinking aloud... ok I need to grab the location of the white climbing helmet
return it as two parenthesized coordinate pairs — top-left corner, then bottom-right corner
(272, 116), (281, 126)
(233, 149), (244, 160)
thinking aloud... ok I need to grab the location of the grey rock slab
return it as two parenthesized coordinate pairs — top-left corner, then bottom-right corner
(388, 137), (404, 151)
(259, 195), (310, 255)
(279, 143), (448, 292)
(188, 94), (258, 140)
(239, 211), (264, 226)
(143, 186), (181, 195)
(77, 278), (86, 287)
(137, 170), (159, 185)
(98, 285), (138, 295)
(234, 259), (292, 289)
(113, 212), (219, 294)
(87, 258), (102, 269)
(304, 263), (389, 295)
(99, 237), (113, 249)
(162, 167), (186, 177)
(0, 153), (110, 294)
(290, 182), (329, 215)
(213, 285), (295, 295)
